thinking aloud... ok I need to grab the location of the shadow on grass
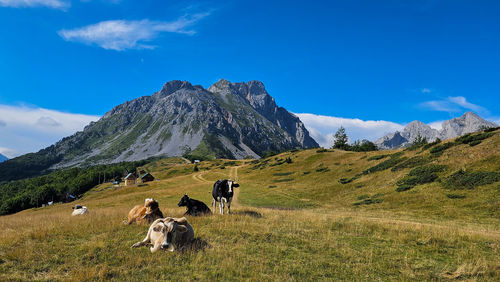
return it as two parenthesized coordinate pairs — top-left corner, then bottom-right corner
(233, 210), (263, 218)
(184, 238), (212, 252)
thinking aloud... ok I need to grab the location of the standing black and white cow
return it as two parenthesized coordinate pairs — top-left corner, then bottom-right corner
(212, 179), (239, 214)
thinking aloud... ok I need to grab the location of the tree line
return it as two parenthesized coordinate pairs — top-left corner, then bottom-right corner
(0, 160), (149, 215)
(331, 126), (378, 152)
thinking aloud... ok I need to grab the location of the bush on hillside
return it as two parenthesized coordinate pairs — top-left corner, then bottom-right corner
(444, 169), (500, 190)
(422, 138), (441, 150)
(407, 134), (428, 151)
(391, 156), (431, 171)
(363, 155), (408, 174)
(455, 132), (495, 147)
(349, 140), (379, 152)
(429, 142), (455, 157)
(395, 164), (446, 192)
(446, 193), (466, 199)
(367, 154), (390, 161)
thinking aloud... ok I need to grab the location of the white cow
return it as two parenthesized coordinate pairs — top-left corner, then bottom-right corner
(71, 205), (88, 216)
(131, 217), (194, 253)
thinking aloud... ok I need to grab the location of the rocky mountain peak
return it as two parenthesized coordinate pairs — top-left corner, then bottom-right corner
(3, 79), (318, 172)
(208, 80), (318, 148)
(375, 112), (497, 149)
(156, 80), (195, 97)
(440, 111), (497, 139)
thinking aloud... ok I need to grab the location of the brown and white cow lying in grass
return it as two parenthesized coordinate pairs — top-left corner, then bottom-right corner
(131, 217), (194, 253)
(124, 198), (164, 225)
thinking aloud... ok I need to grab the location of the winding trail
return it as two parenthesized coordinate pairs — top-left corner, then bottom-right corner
(191, 171), (210, 183)
(229, 166), (242, 206)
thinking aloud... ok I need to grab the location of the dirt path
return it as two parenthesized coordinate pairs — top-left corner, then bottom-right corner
(191, 171), (210, 183)
(229, 166), (243, 206)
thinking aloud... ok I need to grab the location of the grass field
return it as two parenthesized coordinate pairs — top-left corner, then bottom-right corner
(1, 131), (499, 280)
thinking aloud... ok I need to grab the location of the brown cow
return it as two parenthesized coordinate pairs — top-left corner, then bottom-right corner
(131, 217), (194, 253)
(124, 198), (164, 225)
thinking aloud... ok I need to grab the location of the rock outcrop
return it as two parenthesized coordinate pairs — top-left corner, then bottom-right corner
(375, 112), (497, 149)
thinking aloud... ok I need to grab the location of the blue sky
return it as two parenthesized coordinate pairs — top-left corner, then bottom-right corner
(0, 0), (499, 156)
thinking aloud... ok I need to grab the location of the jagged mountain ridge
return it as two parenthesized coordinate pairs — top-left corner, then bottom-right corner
(0, 79), (318, 179)
(376, 112), (497, 149)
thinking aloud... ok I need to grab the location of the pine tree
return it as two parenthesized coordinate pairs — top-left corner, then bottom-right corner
(332, 126), (349, 150)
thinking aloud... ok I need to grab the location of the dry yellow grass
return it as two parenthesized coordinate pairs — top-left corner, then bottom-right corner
(1, 132), (499, 280)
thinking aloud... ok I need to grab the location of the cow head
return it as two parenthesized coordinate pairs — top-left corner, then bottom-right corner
(228, 181), (239, 193)
(155, 218), (189, 251)
(144, 198), (159, 214)
(177, 194), (190, 207)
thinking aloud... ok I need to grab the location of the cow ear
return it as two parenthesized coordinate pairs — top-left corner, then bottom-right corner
(176, 225), (188, 233)
(153, 225), (162, 232)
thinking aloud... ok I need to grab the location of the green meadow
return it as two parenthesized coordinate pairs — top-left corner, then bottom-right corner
(1, 130), (499, 280)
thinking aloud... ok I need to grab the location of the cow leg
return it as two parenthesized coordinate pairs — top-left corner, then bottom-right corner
(132, 218), (162, 248)
(227, 198), (232, 214)
(220, 199), (224, 215)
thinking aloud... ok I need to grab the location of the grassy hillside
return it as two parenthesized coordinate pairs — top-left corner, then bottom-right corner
(1, 130), (499, 280)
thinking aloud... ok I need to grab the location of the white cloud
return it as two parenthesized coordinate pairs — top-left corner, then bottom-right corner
(0, 104), (100, 158)
(295, 113), (404, 148)
(421, 88), (432, 94)
(58, 13), (210, 51)
(447, 96), (487, 113)
(0, 0), (69, 9)
(420, 96), (489, 115)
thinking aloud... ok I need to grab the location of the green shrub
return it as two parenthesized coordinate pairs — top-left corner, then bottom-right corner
(395, 165), (446, 192)
(391, 156), (430, 171)
(303, 171), (310, 175)
(408, 164), (446, 176)
(363, 156), (407, 174)
(316, 148), (328, 153)
(273, 172), (294, 176)
(273, 178), (294, 183)
(357, 194), (369, 200)
(468, 140), (482, 146)
(446, 194), (466, 199)
(353, 198), (383, 206)
(339, 174), (361, 184)
(483, 126), (500, 132)
(396, 185), (413, 192)
(444, 169), (500, 189)
(429, 142), (455, 157)
(316, 167), (330, 173)
(367, 154), (390, 161)
(455, 132), (494, 146)
(422, 138), (441, 150)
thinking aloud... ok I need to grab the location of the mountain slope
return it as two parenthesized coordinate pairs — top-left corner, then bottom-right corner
(0, 80), (317, 181)
(376, 112), (497, 149)
(1, 128), (498, 280)
(0, 153), (7, 163)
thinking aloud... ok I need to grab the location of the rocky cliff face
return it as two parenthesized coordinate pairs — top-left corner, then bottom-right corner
(0, 79), (318, 174)
(375, 112), (497, 149)
(208, 79), (318, 148)
(440, 112), (497, 139)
